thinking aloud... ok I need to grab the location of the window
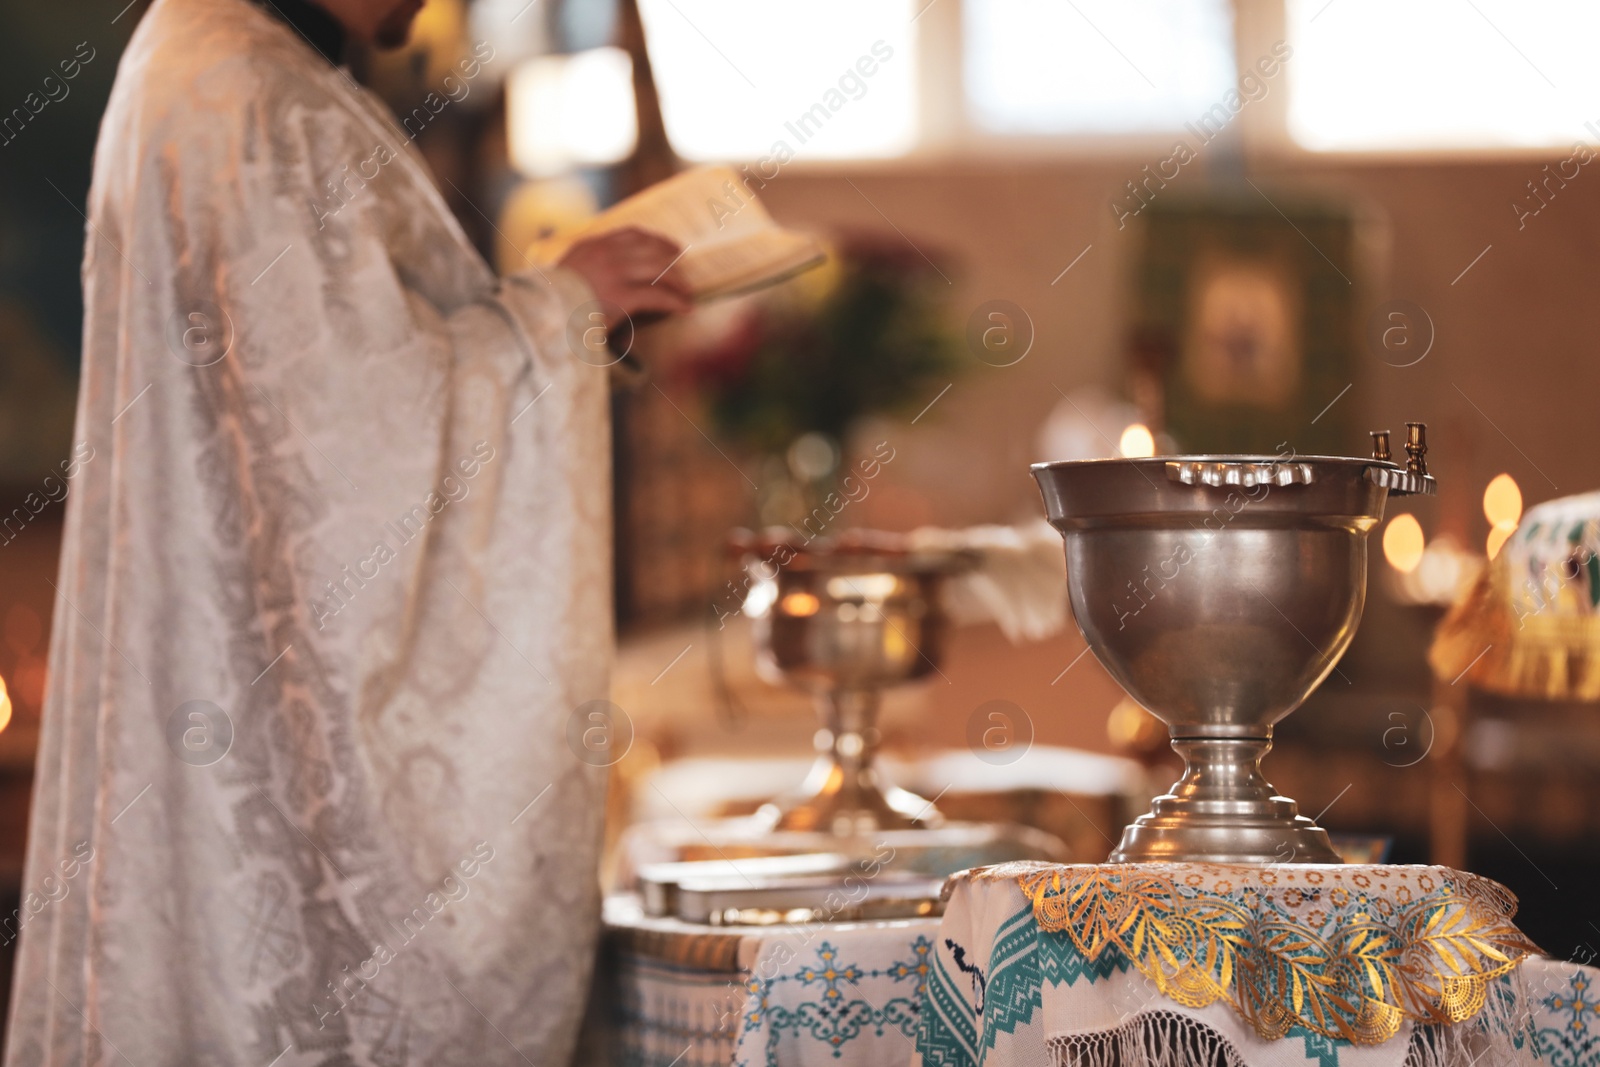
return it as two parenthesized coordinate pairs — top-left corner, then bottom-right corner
(637, 0), (1588, 161)
(508, 48), (639, 177)
(637, 0), (919, 162)
(963, 0), (1238, 135)
(1287, 0), (1600, 151)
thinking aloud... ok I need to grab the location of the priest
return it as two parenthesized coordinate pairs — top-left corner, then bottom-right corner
(6, 0), (690, 1063)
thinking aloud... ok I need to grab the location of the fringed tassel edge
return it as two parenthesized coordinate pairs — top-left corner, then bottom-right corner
(1405, 968), (1538, 1067)
(1045, 984), (1538, 1067)
(1430, 572), (1600, 701)
(1046, 1011), (1246, 1067)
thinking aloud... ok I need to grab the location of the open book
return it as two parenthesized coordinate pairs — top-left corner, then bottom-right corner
(534, 166), (827, 302)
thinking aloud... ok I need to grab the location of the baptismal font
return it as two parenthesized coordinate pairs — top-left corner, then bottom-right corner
(1032, 426), (1436, 862)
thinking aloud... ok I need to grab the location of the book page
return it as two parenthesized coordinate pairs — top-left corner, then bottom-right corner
(534, 166), (825, 300)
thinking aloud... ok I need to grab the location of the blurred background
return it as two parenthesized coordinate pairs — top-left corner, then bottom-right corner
(3, 0), (1599, 1028)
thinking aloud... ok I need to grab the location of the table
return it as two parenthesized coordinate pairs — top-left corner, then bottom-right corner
(914, 862), (1598, 1067)
(597, 868), (1600, 1067)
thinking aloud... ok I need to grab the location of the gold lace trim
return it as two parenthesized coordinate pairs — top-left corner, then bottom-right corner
(1019, 867), (1541, 1046)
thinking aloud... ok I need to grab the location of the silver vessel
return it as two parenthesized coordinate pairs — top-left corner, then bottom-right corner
(736, 533), (971, 834)
(1031, 428), (1435, 863)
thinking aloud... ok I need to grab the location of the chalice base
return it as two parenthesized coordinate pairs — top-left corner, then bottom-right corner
(1109, 733), (1341, 864)
(756, 754), (943, 835)
(754, 687), (944, 835)
(1110, 805), (1338, 864)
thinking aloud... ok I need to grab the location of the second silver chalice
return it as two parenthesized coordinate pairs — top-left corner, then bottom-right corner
(736, 532), (970, 834)
(1032, 430), (1435, 863)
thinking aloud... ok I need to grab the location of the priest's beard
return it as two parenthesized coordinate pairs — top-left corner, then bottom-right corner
(373, 0), (424, 48)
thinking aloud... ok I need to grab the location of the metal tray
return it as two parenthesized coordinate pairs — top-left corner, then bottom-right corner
(672, 871), (945, 926)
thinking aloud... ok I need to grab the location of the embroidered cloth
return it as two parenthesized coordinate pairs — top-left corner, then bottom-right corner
(601, 881), (1600, 1067)
(914, 862), (1551, 1067)
(603, 897), (939, 1067)
(1432, 490), (1600, 699)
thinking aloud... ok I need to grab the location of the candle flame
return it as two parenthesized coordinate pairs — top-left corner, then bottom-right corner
(1383, 514), (1425, 573)
(1118, 423), (1156, 458)
(1483, 473), (1522, 530)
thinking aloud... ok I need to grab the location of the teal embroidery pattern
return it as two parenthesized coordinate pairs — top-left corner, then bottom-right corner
(917, 948), (979, 1067)
(890, 936), (936, 996)
(918, 906), (1092, 1066)
(797, 943), (865, 1004)
(742, 940), (925, 1066)
(976, 908), (1044, 1053)
(1535, 968), (1600, 1067)
(1036, 924), (1129, 988)
(1287, 1024), (1341, 1067)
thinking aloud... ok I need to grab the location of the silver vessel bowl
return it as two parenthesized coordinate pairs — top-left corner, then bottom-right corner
(1032, 454), (1425, 863)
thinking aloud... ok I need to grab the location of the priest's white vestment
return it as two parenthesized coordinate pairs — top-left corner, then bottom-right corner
(6, 0), (612, 1062)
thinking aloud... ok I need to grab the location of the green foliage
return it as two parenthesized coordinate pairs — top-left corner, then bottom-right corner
(704, 255), (961, 456)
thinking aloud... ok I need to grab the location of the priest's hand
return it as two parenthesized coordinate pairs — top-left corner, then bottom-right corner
(558, 227), (693, 328)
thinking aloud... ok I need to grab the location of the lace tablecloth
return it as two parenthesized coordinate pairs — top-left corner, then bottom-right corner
(909, 862), (1600, 1067)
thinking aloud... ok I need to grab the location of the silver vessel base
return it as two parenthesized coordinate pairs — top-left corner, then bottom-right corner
(1110, 733), (1341, 865)
(1110, 811), (1339, 864)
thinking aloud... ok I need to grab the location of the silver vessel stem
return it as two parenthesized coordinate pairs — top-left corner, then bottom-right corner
(759, 687), (941, 834)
